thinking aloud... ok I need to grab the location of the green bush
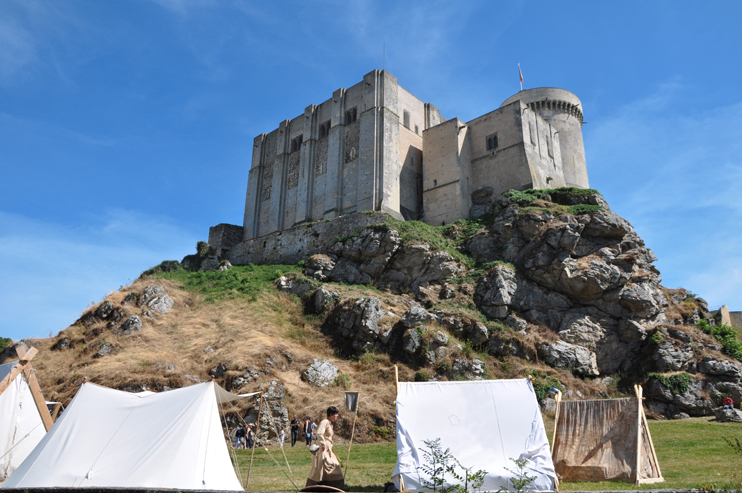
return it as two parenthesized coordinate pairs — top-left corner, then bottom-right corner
(334, 374), (352, 389)
(696, 319), (742, 361)
(196, 241), (210, 258)
(648, 372), (694, 394)
(529, 370), (564, 402)
(437, 361), (451, 374)
(0, 337), (12, 353)
(567, 204), (603, 215)
(415, 370), (431, 382)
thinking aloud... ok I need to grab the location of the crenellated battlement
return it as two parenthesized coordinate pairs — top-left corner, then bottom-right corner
(527, 99), (583, 125)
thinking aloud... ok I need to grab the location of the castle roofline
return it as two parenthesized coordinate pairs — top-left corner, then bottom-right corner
(500, 87), (582, 109)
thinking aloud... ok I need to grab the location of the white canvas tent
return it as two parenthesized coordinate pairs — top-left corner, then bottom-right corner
(0, 347), (54, 482)
(393, 378), (557, 492)
(1, 380), (257, 490)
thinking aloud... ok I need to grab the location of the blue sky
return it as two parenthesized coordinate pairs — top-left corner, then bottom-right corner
(2, 0), (741, 341)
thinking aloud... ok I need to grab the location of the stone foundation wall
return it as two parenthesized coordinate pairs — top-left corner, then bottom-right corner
(224, 212), (389, 266)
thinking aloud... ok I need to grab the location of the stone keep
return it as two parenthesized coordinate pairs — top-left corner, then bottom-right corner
(214, 70), (589, 261)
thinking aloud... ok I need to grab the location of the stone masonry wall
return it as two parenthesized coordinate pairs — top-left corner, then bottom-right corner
(225, 212), (389, 266)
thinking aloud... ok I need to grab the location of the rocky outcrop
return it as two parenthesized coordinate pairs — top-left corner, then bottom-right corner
(305, 228), (461, 291)
(715, 407), (742, 423)
(645, 377), (715, 417)
(301, 359), (338, 387)
(537, 340), (599, 376)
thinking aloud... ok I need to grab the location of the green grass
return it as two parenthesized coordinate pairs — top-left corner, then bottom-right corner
(146, 263), (301, 302)
(234, 442), (397, 492)
(560, 417), (742, 490)
(233, 417), (742, 491)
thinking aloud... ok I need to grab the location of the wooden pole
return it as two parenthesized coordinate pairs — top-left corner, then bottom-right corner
(246, 392), (264, 489)
(12, 346), (54, 431)
(394, 365), (399, 395)
(634, 385), (643, 484)
(550, 390), (562, 455)
(637, 385), (663, 482)
(344, 394), (360, 479)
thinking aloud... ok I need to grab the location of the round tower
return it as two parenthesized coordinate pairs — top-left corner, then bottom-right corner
(501, 88), (588, 189)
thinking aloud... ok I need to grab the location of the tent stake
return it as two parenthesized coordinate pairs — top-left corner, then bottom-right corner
(344, 393), (360, 480)
(246, 392), (264, 489)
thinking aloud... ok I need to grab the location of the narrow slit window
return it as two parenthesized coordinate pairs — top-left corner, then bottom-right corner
(486, 133), (498, 151)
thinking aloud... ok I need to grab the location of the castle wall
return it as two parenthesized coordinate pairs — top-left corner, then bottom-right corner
(243, 71), (410, 240)
(465, 102), (537, 198)
(398, 87), (425, 219)
(501, 88), (588, 188)
(422, 118), (472, 226)
(228, 212), (389, 265)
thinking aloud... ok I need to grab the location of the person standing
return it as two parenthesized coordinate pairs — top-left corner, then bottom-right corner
(279, 428), (286, 448)
(304, 417), (312, 446)
(306, 406), (345, 489)
(246, 424), (254, 449)
(291, 415), (300, 447)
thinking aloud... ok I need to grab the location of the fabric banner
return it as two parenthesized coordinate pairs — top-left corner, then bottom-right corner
(345, 392), (359, 412)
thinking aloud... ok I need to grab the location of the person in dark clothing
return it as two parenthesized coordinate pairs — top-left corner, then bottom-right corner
(246, 424), (254, 449)
(291, 415), (300, 447)
(304, 417), (312, 446)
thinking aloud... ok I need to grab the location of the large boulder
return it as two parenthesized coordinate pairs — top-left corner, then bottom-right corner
(330, 297), (385, 352)
(646, 377), (715, 417)
(301, 359), (338, 387)
(537, 340), (599, 376)
(399, 305), (436, 328)
(147, 294), (174, 314)
(715, 407), (742, 423)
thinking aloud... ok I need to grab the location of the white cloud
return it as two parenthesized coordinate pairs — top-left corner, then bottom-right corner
(0, 210), (198, 341)
(587, 83), (742, 311)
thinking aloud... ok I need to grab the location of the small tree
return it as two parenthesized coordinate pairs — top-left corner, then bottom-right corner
(417, 438), (453, 493)
(498, 458), (537, 493)
(447, 458), (487, 493)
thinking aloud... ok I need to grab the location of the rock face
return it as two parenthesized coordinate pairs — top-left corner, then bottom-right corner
(302, 359), (338, 387)
(304, 228), (461, 291)
(537, 340), (599, 376)
(466, 197), (671, 375)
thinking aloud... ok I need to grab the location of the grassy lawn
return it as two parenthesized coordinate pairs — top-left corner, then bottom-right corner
(234, 442), (396, 492)
(235, 417), (742, 491)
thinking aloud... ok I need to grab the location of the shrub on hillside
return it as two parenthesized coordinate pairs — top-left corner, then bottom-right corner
(696, 319), (742, 361)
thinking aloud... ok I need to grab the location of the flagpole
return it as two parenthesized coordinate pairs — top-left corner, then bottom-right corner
(518, 63), (523, 92)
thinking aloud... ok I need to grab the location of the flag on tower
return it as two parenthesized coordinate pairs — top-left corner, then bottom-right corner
(518, 63), (523, 91)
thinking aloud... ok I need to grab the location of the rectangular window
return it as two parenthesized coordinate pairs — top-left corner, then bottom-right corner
(403, 110), (410, 129)
(414, 125), (419, 135)
(486, 133), (498, 151)
(345, 108), (357, 124)
(319, 121), (331, 139)
(291, 135), (303, 153)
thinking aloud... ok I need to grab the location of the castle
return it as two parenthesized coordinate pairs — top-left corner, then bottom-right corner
(208, 69), (589, 265)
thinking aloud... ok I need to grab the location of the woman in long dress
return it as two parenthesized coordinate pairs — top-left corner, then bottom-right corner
(306, 406), (345, 489)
